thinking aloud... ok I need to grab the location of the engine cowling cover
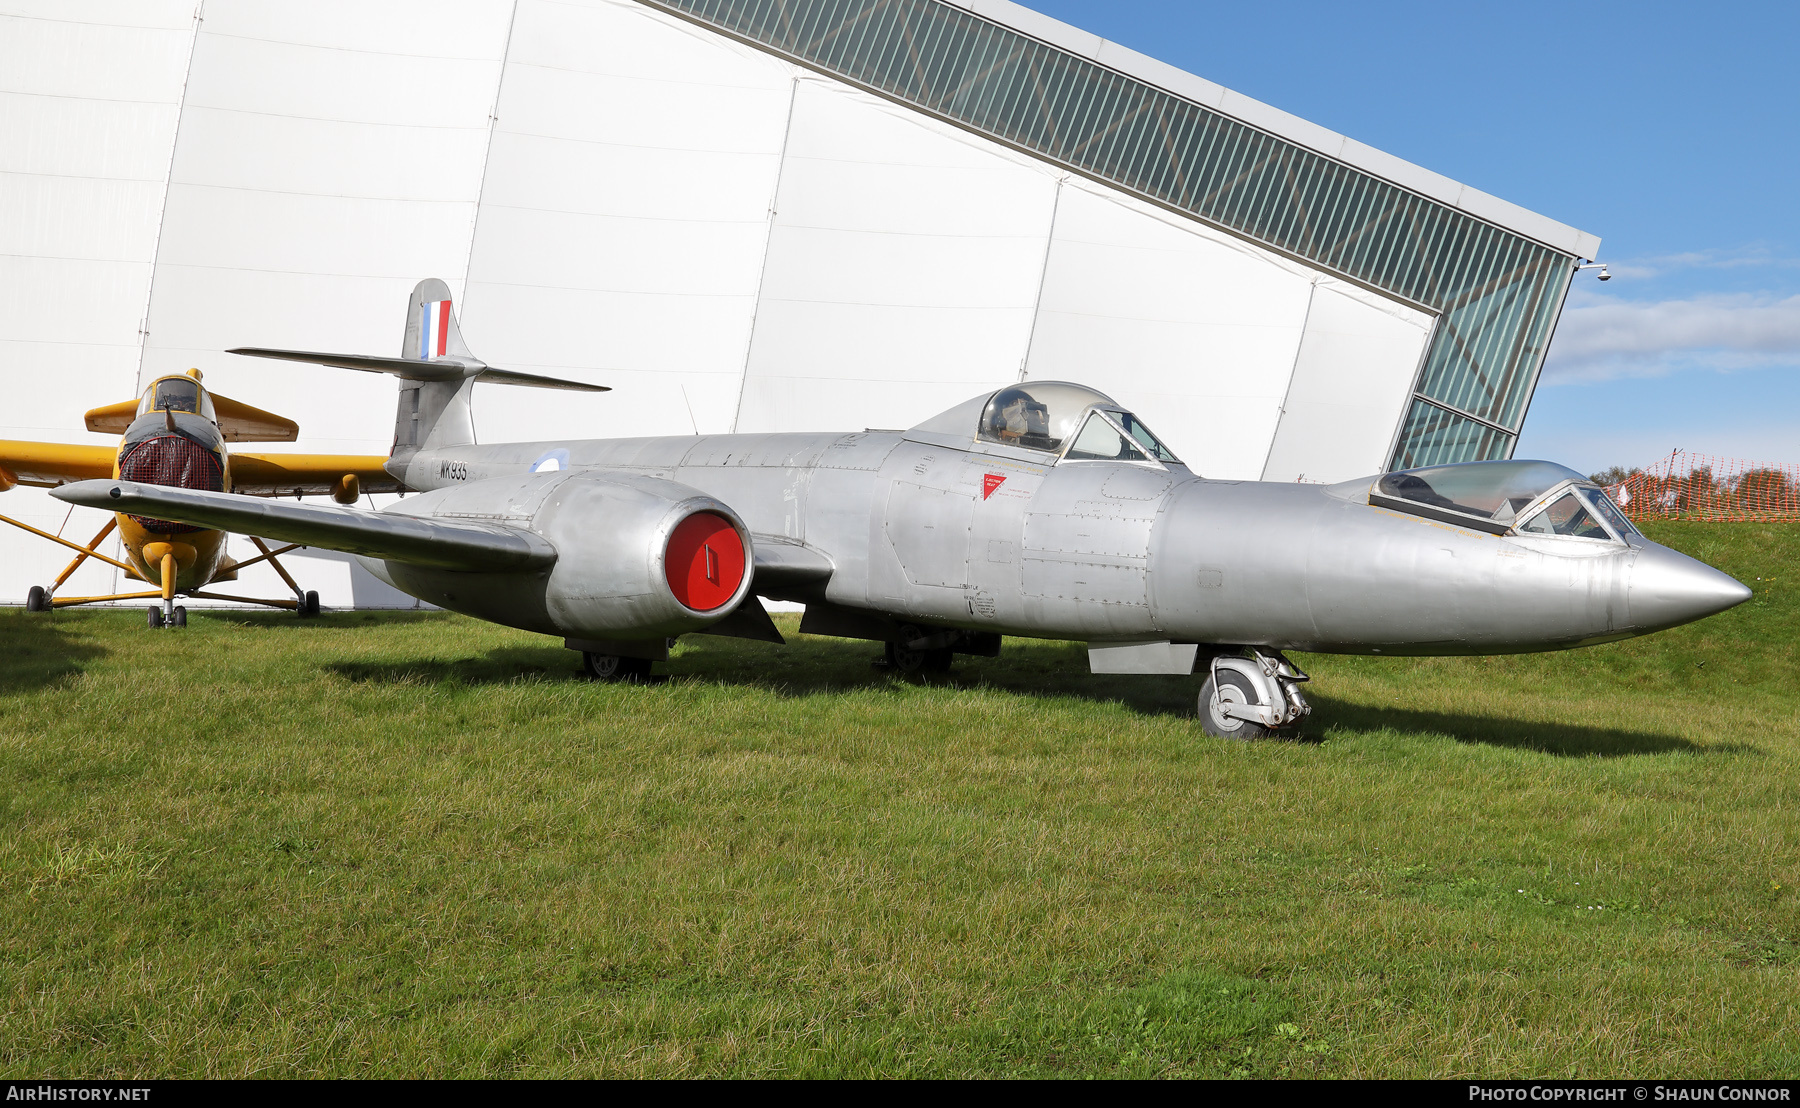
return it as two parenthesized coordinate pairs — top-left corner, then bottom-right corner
(365, 470), (755, 640)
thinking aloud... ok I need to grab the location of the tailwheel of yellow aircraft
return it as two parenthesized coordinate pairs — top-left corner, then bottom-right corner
(582, 652), (651, 683)
(25, 586), (49, 613)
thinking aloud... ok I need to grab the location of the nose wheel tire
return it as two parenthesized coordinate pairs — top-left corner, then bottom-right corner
(146, 606), (164, 630)
(583, 652), (652, 683)
(171, 605), (187, 628)
(1199, 670), (1271, 740)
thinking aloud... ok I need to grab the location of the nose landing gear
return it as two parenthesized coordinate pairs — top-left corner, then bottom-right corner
(1197, 649), (1312, 740)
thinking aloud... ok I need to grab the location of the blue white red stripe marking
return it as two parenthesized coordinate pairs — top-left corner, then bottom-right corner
(419, 300), (451, 358)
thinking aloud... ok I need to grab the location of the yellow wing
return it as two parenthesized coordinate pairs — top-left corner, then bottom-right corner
(0, 440), (117, 490)
(230, 453), (403, 497)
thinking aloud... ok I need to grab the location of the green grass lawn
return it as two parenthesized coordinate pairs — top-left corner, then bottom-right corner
(1, 521), (1796, 1078)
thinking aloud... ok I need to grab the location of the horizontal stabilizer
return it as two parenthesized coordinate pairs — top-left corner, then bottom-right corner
(52, 479), (556, 573)
(227, 347), (609, 392)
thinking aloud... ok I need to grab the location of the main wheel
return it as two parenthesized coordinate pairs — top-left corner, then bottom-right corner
(171, 606), (188, 628)
(886, 625), (954, 675)
(583, 652), (652, 683)
(1199, 670), (1270, 740)
(146, 606), (164, 629)
(298, 591), (320, 618)
(25, 586), (48, 613)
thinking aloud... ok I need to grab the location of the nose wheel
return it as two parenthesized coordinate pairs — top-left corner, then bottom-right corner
(1198, 670), (1270, 739)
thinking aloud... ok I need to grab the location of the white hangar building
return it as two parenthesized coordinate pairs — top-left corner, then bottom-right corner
(0, 0), (1600, 607)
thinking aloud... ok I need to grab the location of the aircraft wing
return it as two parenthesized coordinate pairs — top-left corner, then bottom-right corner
(52, 479), (554, 572)
(0, 440), (116, 489)
(231, 453), (405, 496)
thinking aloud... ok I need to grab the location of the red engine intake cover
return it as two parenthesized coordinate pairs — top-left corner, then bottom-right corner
(663, 512), (745, 612)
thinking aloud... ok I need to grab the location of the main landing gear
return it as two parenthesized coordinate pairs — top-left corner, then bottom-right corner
(873, 624), (1001, 676)
(581, 651), (653, 683)
(884, 623), (954, 675)
(4, 513), (325, 629)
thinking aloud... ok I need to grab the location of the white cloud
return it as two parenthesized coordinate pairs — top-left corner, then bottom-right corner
(1541, 289), (1800, 383)
(1602, 246), (1800, 280)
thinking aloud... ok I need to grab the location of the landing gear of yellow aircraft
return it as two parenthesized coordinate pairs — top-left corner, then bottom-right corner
(3, 512), (321, 628)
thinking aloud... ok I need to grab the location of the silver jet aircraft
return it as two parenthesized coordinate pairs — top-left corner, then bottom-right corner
(54, 280), (1751, 737)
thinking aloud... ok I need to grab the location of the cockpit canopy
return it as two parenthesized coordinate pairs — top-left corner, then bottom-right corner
(911, 381), (1179, 464)
(136, 375), (216, 422)
(1373, 460), (1637, 542)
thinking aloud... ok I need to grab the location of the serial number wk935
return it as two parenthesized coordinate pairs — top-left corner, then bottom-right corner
(438, 460), (468, 481)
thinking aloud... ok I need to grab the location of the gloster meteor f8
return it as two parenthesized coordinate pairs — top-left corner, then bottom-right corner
(54, 281), (1750, 736)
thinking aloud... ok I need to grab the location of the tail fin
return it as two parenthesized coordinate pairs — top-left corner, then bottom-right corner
(404, 278), (474, 362)
(227, 279), (607, 462)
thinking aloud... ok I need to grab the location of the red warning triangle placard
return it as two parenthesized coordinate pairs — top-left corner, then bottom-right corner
(982, 473), (1006, 499)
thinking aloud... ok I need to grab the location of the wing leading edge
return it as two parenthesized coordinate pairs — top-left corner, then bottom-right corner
(0, 441), (115, 488)
(52, 479), (554, 573)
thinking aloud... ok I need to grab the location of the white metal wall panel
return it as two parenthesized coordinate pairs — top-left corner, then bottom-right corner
(124, 0), (511, 608)
(1022, 180), (1317, 480)
(732, 77), (1060, 434)
(142, 0), (511, 436)
(1260, 281), (1433, 484)
(0, 2), (195, 603)
(461, 0), (795, 444)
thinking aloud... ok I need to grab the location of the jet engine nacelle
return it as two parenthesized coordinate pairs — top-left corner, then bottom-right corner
(367, 470), (754, 641)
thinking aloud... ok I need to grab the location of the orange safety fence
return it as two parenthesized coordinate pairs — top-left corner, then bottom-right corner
(1603, 452), (1800, 522)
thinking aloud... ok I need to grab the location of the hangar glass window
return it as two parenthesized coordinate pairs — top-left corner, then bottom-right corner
(977, 382), (1115, 453)
(1371, 460), (1589, 533)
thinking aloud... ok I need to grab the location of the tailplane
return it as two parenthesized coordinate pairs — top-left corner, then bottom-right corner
(228, 278), (607, 461)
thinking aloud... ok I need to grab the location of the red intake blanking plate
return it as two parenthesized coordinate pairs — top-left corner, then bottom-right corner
(664, 512), (745, 612)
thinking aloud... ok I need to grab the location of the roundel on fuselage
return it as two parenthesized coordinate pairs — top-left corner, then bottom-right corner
(664, 512), (746, 612)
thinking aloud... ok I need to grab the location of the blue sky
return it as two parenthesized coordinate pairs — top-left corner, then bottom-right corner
(1024, 0), (1800, 474)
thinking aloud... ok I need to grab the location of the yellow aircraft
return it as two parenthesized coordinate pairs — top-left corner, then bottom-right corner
(0, 369), (399, 627)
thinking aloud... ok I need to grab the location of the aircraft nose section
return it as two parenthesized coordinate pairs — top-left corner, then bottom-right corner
(1629, 542), (1752, 632)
